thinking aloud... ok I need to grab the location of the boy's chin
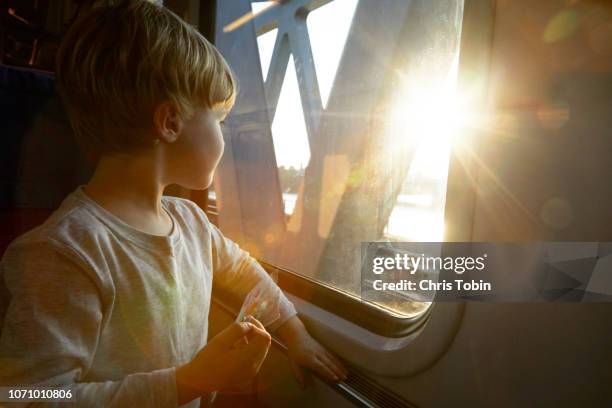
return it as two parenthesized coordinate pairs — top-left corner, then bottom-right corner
(178, 176), (214, 191)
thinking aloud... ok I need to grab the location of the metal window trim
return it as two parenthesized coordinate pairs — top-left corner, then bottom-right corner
(261, 260), (431, 338)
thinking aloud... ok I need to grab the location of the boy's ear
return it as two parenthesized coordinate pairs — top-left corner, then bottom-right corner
(153, 101), (183, 143)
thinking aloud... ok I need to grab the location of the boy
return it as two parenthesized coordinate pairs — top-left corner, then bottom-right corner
(0, 1), (347, 407)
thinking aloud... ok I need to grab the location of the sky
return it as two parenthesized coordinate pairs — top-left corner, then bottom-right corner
(251, 0), (358, 169)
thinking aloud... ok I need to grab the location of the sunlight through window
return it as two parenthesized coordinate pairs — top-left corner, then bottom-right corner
(384, 53), (465, 242)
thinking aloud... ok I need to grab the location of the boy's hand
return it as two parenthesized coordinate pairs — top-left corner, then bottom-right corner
(276, 316), (348, 387)
(176, 316), (271, 404)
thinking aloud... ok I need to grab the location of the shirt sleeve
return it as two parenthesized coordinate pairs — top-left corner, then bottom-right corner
(205, 219), (297, 331)
(0, 239), (179, 408)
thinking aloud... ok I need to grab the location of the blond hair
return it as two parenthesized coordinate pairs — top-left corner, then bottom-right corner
(56, 0), (235, 157)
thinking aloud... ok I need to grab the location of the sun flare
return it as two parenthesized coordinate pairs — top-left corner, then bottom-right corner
(384, 66), (476, 242)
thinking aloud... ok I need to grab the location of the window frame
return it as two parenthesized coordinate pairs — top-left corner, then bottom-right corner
(263, 260), (432, 338)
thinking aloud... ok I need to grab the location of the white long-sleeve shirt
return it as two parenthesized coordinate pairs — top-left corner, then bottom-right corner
(0, 186), (296, 407)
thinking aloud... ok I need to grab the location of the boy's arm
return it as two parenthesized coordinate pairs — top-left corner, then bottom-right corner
(206, 219), (348, 385)
(0, 240), (178, 407)
(207, 221), (296, 331)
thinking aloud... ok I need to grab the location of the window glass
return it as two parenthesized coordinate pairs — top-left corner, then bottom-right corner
(218, 0), (466, 318)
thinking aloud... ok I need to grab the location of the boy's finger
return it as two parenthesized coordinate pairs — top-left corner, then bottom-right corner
(219, 321), (254, 346)
(243, 318), (270, 342)
(243, 328), (271, 359)
(325, 351), (348, 377)
(232, 336), (249, 349)
(239, 334), (271, 370)
(245, 315), (265, 331)
(319, 353), (346, 380)
(313, 357), (339, 382)
(289, 358), (305, 389)
(248, 326), (272, 346)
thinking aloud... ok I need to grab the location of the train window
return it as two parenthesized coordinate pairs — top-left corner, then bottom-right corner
(216, 0), (465, 321)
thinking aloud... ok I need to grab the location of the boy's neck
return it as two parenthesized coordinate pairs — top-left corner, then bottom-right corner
(83, 153), (174, 236)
